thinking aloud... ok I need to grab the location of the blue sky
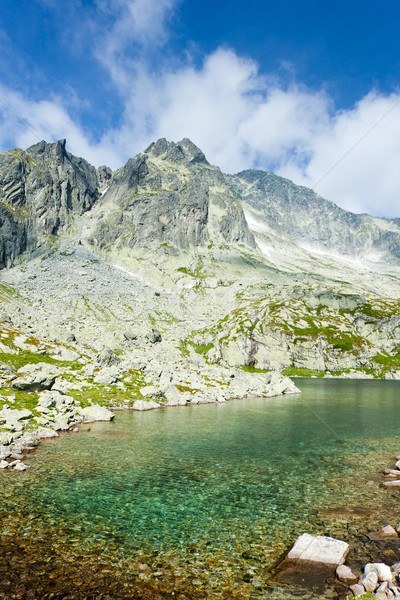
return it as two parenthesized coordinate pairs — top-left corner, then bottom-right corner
(1, 0), (400, 217)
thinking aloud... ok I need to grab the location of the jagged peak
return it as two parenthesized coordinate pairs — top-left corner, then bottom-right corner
(145, 137), (209, 165)
(27, 138), (67, 158)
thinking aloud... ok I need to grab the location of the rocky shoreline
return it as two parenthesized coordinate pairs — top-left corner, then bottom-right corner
(273, 451), (400, 600)
(0, 341), (300, 472)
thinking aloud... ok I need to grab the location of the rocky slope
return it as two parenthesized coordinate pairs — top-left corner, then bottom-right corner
(0, 136), (399, 428)
(233, 169), (400, 267)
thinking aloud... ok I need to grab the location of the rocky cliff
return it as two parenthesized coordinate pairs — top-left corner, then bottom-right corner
(0, 139), (100, 267)
(232, 169), (400, 266)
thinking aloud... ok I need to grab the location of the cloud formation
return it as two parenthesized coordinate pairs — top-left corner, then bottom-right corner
(1, 0), (400, 218)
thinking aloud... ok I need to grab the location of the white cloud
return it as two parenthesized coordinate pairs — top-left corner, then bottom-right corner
(0, 85), (120, 166)
(94, 0), (180, 90)
(279, 93), (400, 218)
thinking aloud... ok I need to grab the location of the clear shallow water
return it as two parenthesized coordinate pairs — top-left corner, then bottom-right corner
(2, 379), (400, 598)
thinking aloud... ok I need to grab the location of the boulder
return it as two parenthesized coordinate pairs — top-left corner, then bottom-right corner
(36, 427), (59, 439)
(147, 328), (162, 343)
(0, 407), (33, 422)
(140, 385), (164, 398)
(360, 570), (379, 592)
(93, 367), (119, 384)
(13, 461), (28, 471)
(123, 330), (137, 341)
(162, 385), (187, 406)
(336, 564), (358, 585)
(287, 534), (349, 566)
(0, 460), (9, 468)
(132, 399), (160, 411)
(265, 372), (301, 397)
(380, 526), (398, 538)
(383, 480), (400, 488)
(12, 363), (59, 392)
(364, 563), (393, 582)
(80, 405), (114, 422)
(0, 432), (14, 445)
(95, 348), (120, 367)
(384, 469), (400, 477)
(50, 348), (80, 362)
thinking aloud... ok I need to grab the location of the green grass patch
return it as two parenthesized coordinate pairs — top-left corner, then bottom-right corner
(282, 367), (325, 378)
(239, 365), (269, 374)
(71, 370), (151, 408)
(372, 352), (400, 369)
(0, 351), (84, 372)
(191, 342), (213, 355)
(175, 384), (201, 393)
(0, 388), (40, 412)
(177, 339), (190, 357)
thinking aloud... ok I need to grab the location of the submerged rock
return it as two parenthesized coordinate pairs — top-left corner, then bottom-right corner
(287, 533), (349, 566)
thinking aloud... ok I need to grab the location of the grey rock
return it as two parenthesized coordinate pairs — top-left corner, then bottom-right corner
(378, 526), (398, 538)
(349, 583), (365, 596)
(13, 461), (28, 471)
(93, 366), (119, 384)
(140, 385), (164, 398)
(0, 432), (14, 445)
(95, 347), (121, 367)
(123, 330), (137, 341)
(147, 328), (162, 344)
(12, 372), (56, 392)
(162, 385), (187, 406)
(80, 405), (114, 422)
(383, 480), (400, 488)
(36, 427), (59, 439)
(131, 399), (160, 411)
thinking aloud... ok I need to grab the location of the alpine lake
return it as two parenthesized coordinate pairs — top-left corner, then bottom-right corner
(2, 379), (400, 600)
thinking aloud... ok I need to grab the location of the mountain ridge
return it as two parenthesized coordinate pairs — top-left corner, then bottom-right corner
(0, 137), (399, 384)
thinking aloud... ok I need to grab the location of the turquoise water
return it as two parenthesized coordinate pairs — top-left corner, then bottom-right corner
(2, 379), (400, 597)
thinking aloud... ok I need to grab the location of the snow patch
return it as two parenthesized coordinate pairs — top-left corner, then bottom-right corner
(244, 210), (272, 234)
(113, 263), (142, 279)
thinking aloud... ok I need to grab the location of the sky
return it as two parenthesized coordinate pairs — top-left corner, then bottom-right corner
(0, 0), (400, 218)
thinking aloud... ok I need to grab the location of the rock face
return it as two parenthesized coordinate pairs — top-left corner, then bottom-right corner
(233, 169), (400, 264)
(0, 140), (99, 267)
(87, 137), (255, 256)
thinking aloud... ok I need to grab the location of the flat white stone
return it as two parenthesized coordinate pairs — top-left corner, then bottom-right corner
(383, 479), (400, 487)
(287, 533), (349, 566)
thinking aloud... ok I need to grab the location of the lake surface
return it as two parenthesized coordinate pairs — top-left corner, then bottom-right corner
(2, 379), (400, 599)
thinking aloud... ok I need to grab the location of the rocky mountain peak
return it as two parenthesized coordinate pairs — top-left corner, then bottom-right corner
(0, 139), (100, 267)
(145, 137), (209, 165)
(27, 138), (67, 163)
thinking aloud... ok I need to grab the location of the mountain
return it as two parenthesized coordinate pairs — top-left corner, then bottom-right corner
(0, 137), (399, 387)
